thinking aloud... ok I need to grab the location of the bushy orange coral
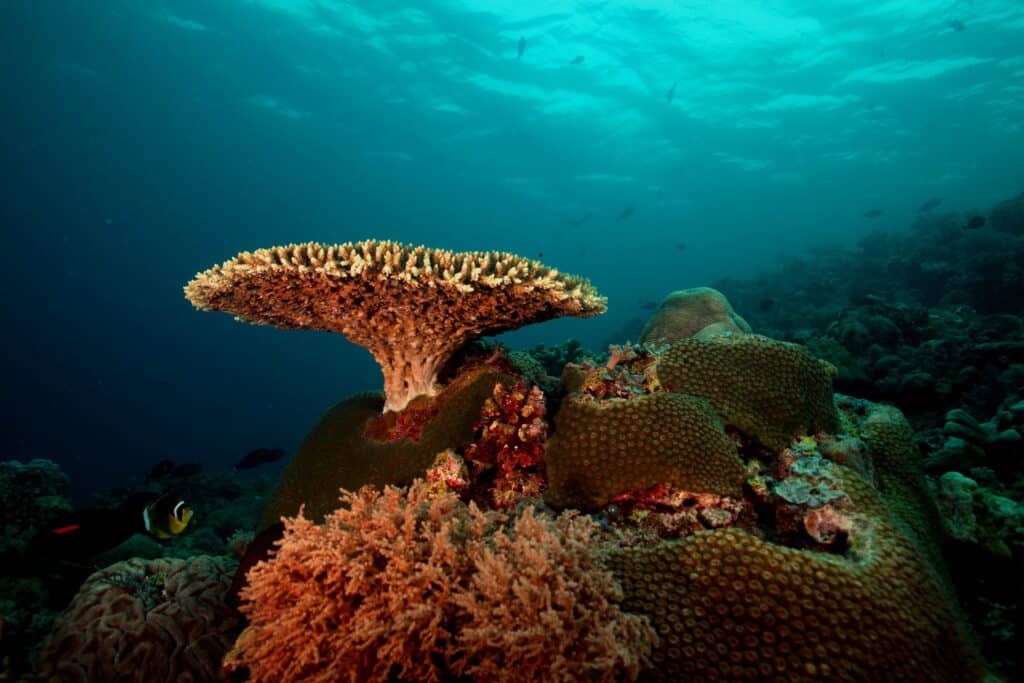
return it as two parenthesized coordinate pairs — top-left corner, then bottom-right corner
(226, 480), (656, 683)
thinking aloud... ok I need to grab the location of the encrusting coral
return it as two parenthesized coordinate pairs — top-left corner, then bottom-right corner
(185, 241), (606, 412)
(226, 480), (657, 683)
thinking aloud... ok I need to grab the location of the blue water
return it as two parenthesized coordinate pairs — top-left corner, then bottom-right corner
(2, 0), (1022, 500)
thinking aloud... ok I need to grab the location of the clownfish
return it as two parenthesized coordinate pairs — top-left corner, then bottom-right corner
(31, 490), (193, 560)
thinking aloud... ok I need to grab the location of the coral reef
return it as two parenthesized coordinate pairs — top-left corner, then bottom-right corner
(185, 241), (606, 412)
(708, 191), (1024, 677)
(601, 397), (984, 681)
(0, 459), (74, 678)
(989, 193), (1024, 235)
(227, 481), (656, 683)
(177, 214), (1024, 680)
(0, 459), (72, 552)
(34, 555), (239, 682)
(638, 287), (751, 344)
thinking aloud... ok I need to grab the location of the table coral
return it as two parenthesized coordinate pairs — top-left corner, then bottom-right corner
(185, 241), (606, 412)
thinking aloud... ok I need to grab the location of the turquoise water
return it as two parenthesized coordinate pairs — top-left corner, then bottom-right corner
(2, 0), (1021, 496)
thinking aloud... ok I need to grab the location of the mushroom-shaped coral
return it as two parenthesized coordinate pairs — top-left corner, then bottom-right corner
(35, 555), (239, 682)
(185, 241), (606, 412)
(639, 287), (751, 344)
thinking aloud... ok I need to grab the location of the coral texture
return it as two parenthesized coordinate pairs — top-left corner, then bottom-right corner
(185, 241), (606, 412)
(228, 481), (656, 683)
(464, 381), (548, 509)
(0, 459), (71, 540)
(655, 334), (841, 450)
(259, 363), (517, 530)
(854, 401), (950, 576)
(639, 287), (751, 344)
(608, 428), (986, 682)
(35, 555), (239, 682)
(544, 393), (745, 511)
(609, 482), (983, 682)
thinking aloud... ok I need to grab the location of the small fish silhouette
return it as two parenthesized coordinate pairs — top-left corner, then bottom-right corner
(946, 18), (966, 32)
(235, 447), (287, 470)
(963, 215), (986, 230)
(517, 36), (526, 60)
(571, 55), (584, 65)
(863, 208), (884, 219)
(666, 82), (677, 104)
(565, 211), (592, 226)
(918, 198), (942, 212)
(674, 241), (687, 252)
(616, 205), (635, 221)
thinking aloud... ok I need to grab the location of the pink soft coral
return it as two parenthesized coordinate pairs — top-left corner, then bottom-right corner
(225, 480), (655, 683)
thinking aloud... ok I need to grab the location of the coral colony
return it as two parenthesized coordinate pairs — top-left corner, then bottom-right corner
(15, 232), (1024, 680)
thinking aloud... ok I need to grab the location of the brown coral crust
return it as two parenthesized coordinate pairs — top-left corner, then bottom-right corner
(609, 468), (986, 682)
(655, 335), (840, 450)
(259, 364), (517, 530)
(544, 393), (745, 512)
(858, 403), (951, 582)
(185, 241), (606, 412)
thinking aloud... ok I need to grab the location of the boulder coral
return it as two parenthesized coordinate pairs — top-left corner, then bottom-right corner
(596, 395), (985, 681)
(35, 555), (239, 682)
(639, 287), (751, 344)
(185, 241), (606, 412)
(656, 334), (841, 451)
(544, 393), (745, 511)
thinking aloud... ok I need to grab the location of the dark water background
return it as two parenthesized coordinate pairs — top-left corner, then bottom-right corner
(2, 0), (1021, 501)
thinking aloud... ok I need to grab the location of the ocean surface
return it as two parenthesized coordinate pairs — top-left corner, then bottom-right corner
(3, 0), (1022, 501)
